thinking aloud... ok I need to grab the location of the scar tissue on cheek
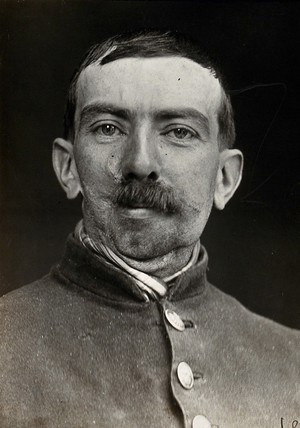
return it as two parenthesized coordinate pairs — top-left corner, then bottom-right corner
(107, 155), (121, 180)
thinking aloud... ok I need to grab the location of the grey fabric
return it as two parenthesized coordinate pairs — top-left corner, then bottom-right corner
(0, 235), (299, 427)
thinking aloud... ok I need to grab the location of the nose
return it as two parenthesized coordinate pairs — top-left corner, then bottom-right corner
(121, 128), (161, 181)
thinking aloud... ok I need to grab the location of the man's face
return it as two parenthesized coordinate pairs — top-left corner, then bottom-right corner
(72, 56), (222, 260)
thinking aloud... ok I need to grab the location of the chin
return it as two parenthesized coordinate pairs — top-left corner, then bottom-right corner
(114, 238), (162, 261)
(111, 229), (173, 261)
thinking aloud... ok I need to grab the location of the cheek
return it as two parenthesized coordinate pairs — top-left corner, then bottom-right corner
(107, 152), (122, 180)
(75, 137), (122, 180)
(165, 151), (219, 206)
(74, 147), (115, 200)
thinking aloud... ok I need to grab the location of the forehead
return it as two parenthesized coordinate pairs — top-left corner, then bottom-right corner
(76, 56), (222, 119)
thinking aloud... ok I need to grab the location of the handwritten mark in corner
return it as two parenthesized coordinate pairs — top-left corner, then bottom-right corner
(281, 417), (299, 428)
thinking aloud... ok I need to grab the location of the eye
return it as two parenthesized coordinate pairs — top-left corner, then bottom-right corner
(166, 127), (196, 140)
(91, 122), (126, 139)
(98, 124), (119, 136)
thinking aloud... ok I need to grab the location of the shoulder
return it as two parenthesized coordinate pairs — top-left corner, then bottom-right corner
(207, 282), (299, 344)
(0, 270), (83, 342)
(202, 283), (300, 377)
(0, 275), (57, 343)
(178, 283), (300, 413)
(1, 272), (64, 316)
(180, 281), (299, 370)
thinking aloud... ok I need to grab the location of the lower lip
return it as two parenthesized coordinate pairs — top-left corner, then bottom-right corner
(119, 208), (160, 219)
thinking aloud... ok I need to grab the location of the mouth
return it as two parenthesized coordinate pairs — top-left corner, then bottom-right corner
(113, 181), (178, 214)
(118, 206), (160, 219)
(125, 202), (150, 209)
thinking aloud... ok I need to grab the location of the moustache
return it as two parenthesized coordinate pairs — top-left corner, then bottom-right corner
(113, 180), (180, 214)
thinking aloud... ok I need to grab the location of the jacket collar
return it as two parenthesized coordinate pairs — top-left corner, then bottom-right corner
(54, 234), (208, 304)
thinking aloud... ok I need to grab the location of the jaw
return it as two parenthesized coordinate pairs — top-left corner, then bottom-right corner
(81, 199), (211, 276)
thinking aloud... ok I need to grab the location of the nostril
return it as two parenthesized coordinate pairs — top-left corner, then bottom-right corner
(124, 171), (158, 181)
(148, 171), (158, 181)
(125, 172), (137, 181)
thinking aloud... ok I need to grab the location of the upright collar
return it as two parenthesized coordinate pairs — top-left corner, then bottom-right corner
(75, 219), (201, 302)
(54, 234), (208, 305)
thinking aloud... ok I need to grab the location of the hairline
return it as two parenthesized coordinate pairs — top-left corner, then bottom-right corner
(72, 53), (228, 146)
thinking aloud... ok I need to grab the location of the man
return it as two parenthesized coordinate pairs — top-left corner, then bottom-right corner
(0, 31), (299, 428)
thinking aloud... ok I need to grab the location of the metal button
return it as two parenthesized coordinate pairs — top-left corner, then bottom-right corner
(192, 415), (212, 428)
(177, 362), (194, 389)
(165, 309), (185, 331)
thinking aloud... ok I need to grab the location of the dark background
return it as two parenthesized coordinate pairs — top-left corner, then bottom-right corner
(0, 1), (299, 328)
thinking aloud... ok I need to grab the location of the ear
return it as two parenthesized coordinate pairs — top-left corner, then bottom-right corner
(52, 138), (82, 199)
(214, 149), (243, 210)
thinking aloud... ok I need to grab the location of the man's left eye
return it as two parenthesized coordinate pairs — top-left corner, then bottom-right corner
(166, 127), (195, 140)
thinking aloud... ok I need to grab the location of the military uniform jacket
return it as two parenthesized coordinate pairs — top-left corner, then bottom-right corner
(0, 235), (299, 428)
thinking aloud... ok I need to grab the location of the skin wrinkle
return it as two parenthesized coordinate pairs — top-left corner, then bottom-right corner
(75, 57), (221, 135)
(63, 34), (236, 149)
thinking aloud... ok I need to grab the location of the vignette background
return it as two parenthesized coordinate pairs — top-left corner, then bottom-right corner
(0, 0), (299, 328)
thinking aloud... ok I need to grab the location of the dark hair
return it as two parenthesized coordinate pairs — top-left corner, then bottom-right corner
(64, 30), (235, 148)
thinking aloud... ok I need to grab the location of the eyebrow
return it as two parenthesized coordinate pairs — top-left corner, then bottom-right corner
(154, 108), (210, 137)
(79, 102), (210, 137)
(79, 103), (132, 129)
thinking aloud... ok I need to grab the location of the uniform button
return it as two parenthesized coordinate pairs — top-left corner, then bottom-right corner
(177, 362), (194, 389)
(165, 309), (185, 331)
(192, 414), (212, 428)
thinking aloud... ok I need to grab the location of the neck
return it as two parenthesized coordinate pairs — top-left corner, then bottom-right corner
(115, 244), (196, 278)
(80, 220), (197, 278)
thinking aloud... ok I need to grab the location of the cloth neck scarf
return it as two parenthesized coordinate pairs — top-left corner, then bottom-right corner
(75, 219), (200, 301)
